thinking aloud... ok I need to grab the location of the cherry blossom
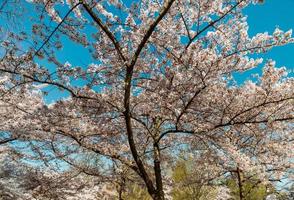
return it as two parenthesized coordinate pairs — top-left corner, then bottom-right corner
(0, 0), (293, 199)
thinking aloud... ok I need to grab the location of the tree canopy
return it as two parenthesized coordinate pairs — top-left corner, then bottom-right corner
(0, 0), (293, 199)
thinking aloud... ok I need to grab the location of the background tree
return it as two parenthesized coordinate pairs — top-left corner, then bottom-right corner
(226, 174), (273, 200)
(171, 155), (220, 200)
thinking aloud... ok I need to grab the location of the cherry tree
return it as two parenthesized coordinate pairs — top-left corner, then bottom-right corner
(0, 0), (293, 199)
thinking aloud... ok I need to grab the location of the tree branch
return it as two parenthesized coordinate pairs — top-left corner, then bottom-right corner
(0, 137), (17, 145)
(185, 0), (245, 50)
(34, 2), (82, 58)
(82, 2), (127, 63)
(123, 0), (175, 197)
(129, 0), (175, 68)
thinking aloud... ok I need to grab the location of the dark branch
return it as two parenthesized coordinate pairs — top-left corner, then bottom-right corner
(0, 137), (17, 145)
(34, 2), (82, 58)
(82, 2), (127, 62)
(185, 0), (244, 50)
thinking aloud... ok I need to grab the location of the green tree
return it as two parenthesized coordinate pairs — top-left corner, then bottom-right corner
(122, 184), (152, 200)
(171, 158), (218, 200)
(226, 178), (268, 200)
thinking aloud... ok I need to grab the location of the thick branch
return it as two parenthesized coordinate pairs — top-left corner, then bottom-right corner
(158, 114), (294, 143)
(227, 96), (294, 125)
(82, 2), (127, 62)
(54, 129), (139, 174)
(129, 0), (175, 68)
(0, 68), (97, 101)
(123, 0), (175, 197)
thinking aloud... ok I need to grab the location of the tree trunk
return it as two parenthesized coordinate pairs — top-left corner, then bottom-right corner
(236, 167), (244, 200)
(153, 144), (165, 200)
(153, 118), (165, 200)
(152, 192), (165, 200)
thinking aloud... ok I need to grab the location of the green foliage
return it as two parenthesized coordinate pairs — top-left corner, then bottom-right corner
(171, 159), (217, 200)
(118, 164), (283, 200)
(118, 168), (152, 200)
(122, 184), (152, 200)
(226, 178), (268, 200)
(171, 157), (279, 200)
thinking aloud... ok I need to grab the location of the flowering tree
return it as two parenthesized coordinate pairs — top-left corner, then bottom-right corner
(0, 0), (293, 199)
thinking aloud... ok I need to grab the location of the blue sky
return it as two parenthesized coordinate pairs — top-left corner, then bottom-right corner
(1, 0), (293, 103)
(240, 0), (294, 82)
